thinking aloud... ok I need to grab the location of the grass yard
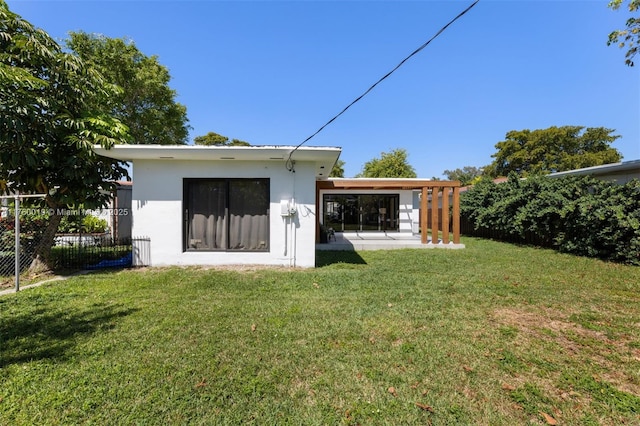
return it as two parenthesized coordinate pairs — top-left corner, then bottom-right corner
(1, 238), (639, 425)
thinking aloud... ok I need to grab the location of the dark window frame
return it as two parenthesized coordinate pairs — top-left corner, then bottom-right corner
(183, 178), (270, 252)
(323, 193), (400, 232)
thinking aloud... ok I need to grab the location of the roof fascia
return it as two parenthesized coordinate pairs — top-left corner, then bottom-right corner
(318, 179), (460, 190)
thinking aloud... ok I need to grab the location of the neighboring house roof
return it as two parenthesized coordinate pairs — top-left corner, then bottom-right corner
(94, 144), (342, 179)
(319, 178), (459, 190)
(548, 159), (640, 183)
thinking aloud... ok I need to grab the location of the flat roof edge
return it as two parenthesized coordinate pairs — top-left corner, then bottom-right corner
(549, 159), (640, 177)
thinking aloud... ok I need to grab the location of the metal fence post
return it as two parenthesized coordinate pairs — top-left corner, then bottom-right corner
(0, 193), (46, 293)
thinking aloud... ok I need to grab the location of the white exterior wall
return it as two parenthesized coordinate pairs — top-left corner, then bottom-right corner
(412, 191), (421, 233)
(131, 159), (318, 267)
(318, 189), (416, 233)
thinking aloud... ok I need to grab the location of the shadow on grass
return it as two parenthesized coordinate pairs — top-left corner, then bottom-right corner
(0, 302), (137, 367)
(316, 250), (367, 267)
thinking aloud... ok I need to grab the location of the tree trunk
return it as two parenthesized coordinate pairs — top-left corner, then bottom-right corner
(28, 211), (63, 274)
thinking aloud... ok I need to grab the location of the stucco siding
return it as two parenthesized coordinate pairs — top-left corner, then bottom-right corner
(131, 159), (318, 267)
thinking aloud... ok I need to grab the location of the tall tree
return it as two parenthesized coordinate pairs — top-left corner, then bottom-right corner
(443, 166), (483, 186)
(356, 149), (417, 178)
(66, 32), (190, 144)
(0, 2), (129, 270)
(484, 126), (622, 178)
(193, 131), (250, 146)
(329, 159), (345, 178)
(608, 0), (640, 66)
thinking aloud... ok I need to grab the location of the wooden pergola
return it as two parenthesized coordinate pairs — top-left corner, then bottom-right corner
(316, 179), (461, 244)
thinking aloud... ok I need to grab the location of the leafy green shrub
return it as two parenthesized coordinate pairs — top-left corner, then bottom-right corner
(58, 214), (108, 234)
(81, 215), (108, 233)
(1, 207), (49, 258)
(559, 179), (640, 264)
(460, 175), (640, 265)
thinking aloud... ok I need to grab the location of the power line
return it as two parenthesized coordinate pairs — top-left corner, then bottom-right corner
(286, 0), (480, 171)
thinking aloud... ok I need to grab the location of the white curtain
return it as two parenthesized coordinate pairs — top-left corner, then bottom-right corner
(229, 213), (268, 249)
(228, 180), (269, 250)
(187, 179), (269, 251)
(188, 181), (227, 249)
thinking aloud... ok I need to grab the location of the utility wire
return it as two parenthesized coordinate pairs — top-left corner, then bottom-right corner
(286, 0), (480, 171)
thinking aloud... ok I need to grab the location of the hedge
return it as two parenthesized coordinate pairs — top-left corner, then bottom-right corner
(460, 174), (640, 265)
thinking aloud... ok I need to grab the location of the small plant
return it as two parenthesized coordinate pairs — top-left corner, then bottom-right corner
(58, 215), (108, 234)
(81, 215), (108, 233)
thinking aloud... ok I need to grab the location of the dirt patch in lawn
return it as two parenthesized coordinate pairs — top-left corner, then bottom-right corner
(0, 271), (61, 291)
(493, 306), (640, 397)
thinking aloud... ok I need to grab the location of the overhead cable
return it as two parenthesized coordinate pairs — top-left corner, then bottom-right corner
(286, 0), (480, 170)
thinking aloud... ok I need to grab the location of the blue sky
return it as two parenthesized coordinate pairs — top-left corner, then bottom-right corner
(9, 0), (640, 178)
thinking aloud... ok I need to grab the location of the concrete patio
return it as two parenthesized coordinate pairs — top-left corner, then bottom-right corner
(316, 232), (465, 251)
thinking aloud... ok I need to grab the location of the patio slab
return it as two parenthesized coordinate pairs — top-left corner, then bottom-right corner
(316, 232), (465, 251)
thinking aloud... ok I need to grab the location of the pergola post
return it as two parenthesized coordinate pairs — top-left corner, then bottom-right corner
(453, 186), (461, 244)
(430, 186), (439, 244)
(442, 187), (450, 244)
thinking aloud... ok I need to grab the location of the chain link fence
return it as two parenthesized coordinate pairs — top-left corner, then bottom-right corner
(1, 195), (47, 290)
(1, 196), (150, 292)
(0, 219), (49, 285)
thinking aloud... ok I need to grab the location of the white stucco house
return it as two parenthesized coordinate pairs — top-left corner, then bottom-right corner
(95, 144), (341, 268)
(94, 144), (463, 268)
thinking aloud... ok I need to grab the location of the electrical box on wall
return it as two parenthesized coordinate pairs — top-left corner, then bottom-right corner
(280, 199), (296, 217)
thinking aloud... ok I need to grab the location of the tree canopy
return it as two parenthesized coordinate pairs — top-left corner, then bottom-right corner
(484, 126), (622, 178)
(66, 31), (190, 144)
(356, 149), (417, 178)
(608, 0), (640, 66)
(329, 159), (345, 178)
(193, 132), (250, 146)
(443, 166), (483, 186)
(0, 2), (129, 268)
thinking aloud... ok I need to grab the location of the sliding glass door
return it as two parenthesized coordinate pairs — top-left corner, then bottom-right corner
(323, 194), (399, 232)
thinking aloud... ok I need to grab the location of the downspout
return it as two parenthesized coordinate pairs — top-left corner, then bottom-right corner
(290, 197), (296, 267)
(284, 156), (297, 267)
(290, 160), (297, 267)
(283, 216), (288, 257)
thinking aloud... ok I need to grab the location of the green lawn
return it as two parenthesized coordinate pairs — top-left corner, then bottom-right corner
(1, 238), (639, 425)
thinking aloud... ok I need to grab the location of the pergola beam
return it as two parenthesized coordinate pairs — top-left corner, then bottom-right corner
(317, 179), (460, 190)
